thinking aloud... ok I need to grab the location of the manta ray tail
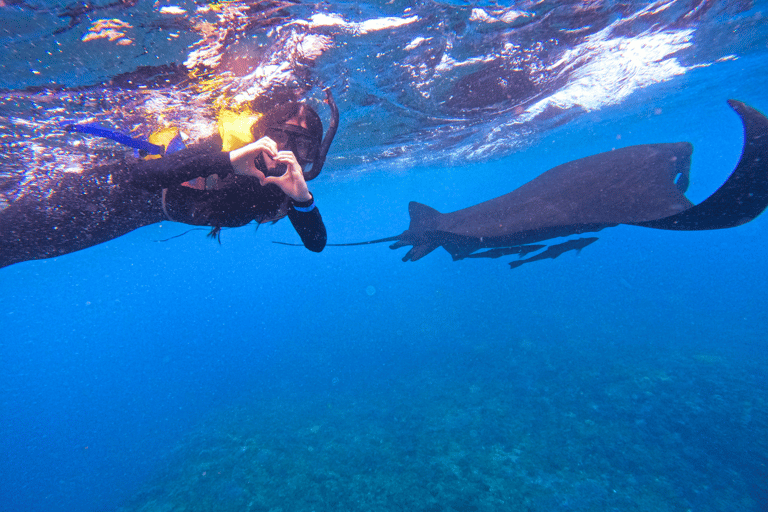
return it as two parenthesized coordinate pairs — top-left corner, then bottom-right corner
(273, 202), (447, 261)
(273, 235), (401, 248)
(273, 202), (445, 261)
(635, 99), (768, 230)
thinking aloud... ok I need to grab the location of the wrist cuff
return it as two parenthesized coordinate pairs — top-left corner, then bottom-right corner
(292, 195), (315, 212)
(293, 201), (315, 212)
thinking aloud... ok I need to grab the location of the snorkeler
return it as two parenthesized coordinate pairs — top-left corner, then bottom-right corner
(0, 93), (339, 269)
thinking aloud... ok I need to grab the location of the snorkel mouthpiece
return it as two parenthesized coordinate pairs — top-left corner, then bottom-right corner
(254, 153), (288, 178)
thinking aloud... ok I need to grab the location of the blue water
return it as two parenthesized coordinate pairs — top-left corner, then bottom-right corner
(2, 2), (768, 511)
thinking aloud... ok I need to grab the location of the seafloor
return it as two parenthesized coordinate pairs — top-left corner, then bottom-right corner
(118, 335), (766, 512)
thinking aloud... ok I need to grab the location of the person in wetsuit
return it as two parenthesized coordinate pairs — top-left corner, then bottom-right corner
(0, 96), (339, 269)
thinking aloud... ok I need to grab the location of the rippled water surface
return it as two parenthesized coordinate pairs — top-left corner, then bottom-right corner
(3, 0), (766, 177)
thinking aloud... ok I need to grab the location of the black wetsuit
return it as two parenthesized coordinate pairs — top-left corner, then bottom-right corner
(0, 141), (326, 269)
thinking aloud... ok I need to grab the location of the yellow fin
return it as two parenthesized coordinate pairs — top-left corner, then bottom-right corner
(144, 127), (181, 160)
(217, 108), (261, 152)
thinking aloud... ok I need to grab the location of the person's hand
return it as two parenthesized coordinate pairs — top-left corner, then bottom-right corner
(229, 137), (312, 202)
(229, 137), (279, 178)
(260, 150), (312, 202)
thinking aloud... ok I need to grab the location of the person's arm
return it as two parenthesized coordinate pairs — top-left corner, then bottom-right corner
(287, 195), (327, 252)
(233, 139), (327, 252)
(125, 142), (234, 191)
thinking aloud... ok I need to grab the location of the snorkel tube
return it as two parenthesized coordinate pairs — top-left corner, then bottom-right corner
(304, 88), (339, 181)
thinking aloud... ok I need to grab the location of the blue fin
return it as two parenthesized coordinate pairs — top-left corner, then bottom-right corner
(62, 122), (165, 155)
(164, 132), (186, 154)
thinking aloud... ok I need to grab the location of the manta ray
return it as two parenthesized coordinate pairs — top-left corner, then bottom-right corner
(323, 100), (768, 269)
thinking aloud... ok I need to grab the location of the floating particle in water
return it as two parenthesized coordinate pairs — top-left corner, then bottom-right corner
(365, 285), (376, 296)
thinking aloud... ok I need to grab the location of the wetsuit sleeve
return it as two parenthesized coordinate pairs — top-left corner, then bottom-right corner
(287, 196), (327, 253)
(125, 146), (234, 191)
